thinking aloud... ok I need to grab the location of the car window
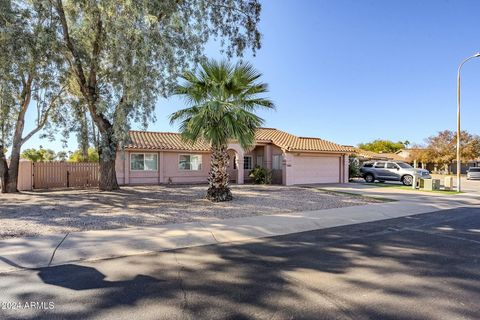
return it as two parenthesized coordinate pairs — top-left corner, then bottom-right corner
(362, 163), (373, 168)
(397, 162), (413, 169)
(386, 163), (398, 169)
(469, 168), (480, 172)
(374, 162), (386, 168)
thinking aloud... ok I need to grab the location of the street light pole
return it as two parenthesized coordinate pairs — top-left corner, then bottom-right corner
(456, 53), (480, 192)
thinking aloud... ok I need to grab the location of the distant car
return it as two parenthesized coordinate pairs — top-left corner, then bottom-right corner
(467, 167), (480, 180)
(360, 161), (431, 186)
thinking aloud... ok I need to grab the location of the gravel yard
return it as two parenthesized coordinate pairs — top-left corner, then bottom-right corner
(0, 184), (380, 239)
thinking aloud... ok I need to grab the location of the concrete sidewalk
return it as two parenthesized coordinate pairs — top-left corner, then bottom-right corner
(1, 189), (477, 274)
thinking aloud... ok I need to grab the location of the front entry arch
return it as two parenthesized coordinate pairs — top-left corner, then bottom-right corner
(227, 144), (244, 184)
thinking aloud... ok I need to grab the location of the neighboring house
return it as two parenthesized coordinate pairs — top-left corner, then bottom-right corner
(352, 148), (404, 162)
(115, 128), (352, 186)
(395, 148), (480, 173)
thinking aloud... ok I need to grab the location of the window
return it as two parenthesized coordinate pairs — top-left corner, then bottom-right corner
(131, 153), (158, 171)
(179, 154), (202, 171)
(469, 168), (480, 172)
(244, 156), (253, 170)
(374, 162), (386, 168)
(397, 162), (413, 169)
(256, 155), (264, 167)
(362, 162), (373, 168)
(272, 155), (282, 170)
(386, 162), (399, 169)
(233, 156), (237, 170)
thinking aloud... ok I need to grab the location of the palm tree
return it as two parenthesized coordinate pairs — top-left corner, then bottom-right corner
(170, 60), (274, 202)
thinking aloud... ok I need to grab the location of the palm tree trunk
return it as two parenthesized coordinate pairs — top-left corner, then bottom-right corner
(207, 144), (232, 202)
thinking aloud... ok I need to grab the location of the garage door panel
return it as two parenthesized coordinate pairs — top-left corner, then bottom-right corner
(293, 156), (340, 184)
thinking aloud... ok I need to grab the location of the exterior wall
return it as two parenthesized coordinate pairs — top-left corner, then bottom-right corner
(117, 150), (211, 185)
(116, 147), (350, 186)
(115, 152), (126, 185)
(395, 149), (411, 159)
(343, 155), (349, 183)
(162, 152), (210, 184)
(226, 143), (244, 184)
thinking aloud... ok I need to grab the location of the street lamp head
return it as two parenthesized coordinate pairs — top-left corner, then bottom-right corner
(475, 53), (480, 57)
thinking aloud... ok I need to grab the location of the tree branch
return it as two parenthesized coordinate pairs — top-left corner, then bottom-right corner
(54, 0), (88, 94)
(88, 5), (102, 90)
(20, 85), (66, 145)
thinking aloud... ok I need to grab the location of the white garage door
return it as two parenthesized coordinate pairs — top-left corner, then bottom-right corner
(293, 156), (340, 184)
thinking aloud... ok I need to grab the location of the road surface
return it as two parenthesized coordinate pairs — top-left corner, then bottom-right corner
(1, 207), (479, 319)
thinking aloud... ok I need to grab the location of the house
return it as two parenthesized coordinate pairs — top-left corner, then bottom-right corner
(115, 128), (353, 186)
(395, 148), (480, 173)
(352, 148), (404, 162)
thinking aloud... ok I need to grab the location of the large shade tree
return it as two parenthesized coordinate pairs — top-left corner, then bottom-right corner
(51, 0), (262, 190)
(423, 130), (480, 172)
(0, 0), (65, 193)
(358, 139), (408, 153)
(170, 60), (274, 202)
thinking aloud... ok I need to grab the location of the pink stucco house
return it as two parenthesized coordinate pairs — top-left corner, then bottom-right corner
(115, 128), (353, 186)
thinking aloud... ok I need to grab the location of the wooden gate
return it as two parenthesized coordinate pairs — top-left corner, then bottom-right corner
(33, 162), (99, 189)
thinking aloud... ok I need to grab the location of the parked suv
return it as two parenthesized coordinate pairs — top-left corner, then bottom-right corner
(467, 167), (480, 180)
(360, 161), (431, 186)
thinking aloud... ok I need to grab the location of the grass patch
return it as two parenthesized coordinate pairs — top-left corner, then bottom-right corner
(373, 183), (463, 194)
(313, 188), (397, 202)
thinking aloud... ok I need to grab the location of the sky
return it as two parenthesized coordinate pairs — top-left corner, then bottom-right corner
(22, 0), (480, 152)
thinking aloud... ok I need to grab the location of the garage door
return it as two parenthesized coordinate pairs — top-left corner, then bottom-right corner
(293, 156), (340, 184)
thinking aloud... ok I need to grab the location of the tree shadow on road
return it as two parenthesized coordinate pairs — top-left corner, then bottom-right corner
(1, 207), (480, 320)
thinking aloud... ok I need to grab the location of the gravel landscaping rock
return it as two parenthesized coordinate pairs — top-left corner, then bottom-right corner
(0, 184), (380, 239)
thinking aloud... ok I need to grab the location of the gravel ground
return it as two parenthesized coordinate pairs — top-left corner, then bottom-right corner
(0, 184), (380, 239)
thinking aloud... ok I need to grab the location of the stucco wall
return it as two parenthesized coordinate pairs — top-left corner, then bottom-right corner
(116, 147), (350, 186)
(117, 150), (211, 185)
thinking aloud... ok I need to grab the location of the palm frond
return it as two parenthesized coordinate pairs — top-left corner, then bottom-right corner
(170, 59), (275, 149)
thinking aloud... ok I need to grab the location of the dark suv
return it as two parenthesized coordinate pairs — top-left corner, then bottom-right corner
(360, 161), (431, 186)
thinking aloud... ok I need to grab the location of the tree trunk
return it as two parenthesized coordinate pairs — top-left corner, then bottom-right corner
(206, 144), (232, 202)
(1, 144), (21, 193)
(5, 161), (19, 193)
(78, 105), (89, 161)
(97, 129), (119, 191)
(0, 147), (8, 193)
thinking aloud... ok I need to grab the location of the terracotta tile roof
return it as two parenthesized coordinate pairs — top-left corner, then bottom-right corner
(255, 128), (353, 153)
(126, 128), (353, 153)
(354, 148), (404, 161)
(127, 131), (211, 151)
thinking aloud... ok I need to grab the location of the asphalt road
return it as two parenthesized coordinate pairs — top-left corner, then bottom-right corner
(1, 207), (479, 320)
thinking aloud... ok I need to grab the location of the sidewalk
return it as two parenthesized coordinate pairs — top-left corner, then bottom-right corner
(1, 188), (477, 274)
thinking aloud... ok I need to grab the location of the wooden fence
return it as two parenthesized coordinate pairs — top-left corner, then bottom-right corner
(33, 162), (99, 189)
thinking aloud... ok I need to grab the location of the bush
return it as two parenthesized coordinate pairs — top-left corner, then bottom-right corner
(249, 166), (272, 184)
(349, 157), (361, 180)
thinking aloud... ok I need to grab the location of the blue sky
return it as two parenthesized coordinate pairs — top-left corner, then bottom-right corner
(23, 0), (480, 152)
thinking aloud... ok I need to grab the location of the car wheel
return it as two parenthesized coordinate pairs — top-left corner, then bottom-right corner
(402, 175), (413, 186)
(364, 174), (375, 183)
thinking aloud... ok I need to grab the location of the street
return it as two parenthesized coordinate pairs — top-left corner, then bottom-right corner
(0, 206), (479, 319)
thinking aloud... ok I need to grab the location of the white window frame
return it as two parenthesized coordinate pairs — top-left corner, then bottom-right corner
(244, 155), (253, 170)
(178, 154), (203, 171)
(130, 153), (158, 171)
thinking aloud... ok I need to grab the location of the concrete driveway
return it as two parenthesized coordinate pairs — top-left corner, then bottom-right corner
(0, 207), (479, 320)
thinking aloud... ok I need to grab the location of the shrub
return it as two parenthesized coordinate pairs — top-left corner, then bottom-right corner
(349, 157), (361, 180)
(249, 166), (272, 184)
